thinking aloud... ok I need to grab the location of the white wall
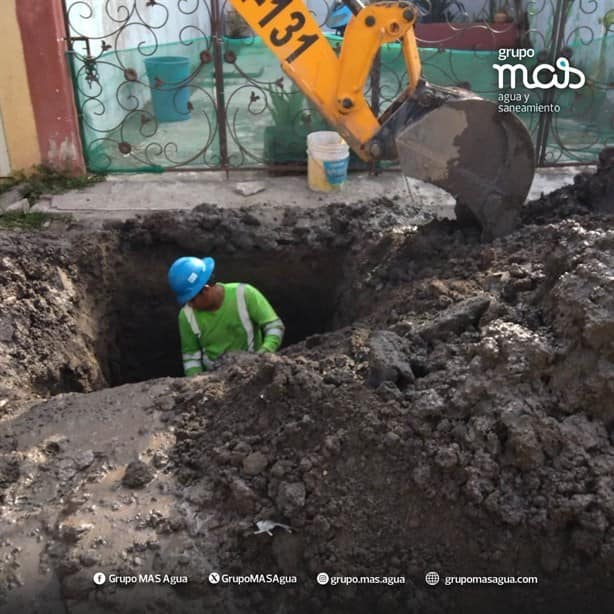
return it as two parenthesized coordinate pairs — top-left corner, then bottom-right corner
(65, 0), (213, 56)
(65, 0), (214, 141)
(528, 0), (614, 81)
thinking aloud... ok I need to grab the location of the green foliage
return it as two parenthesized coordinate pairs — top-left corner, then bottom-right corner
(0, 165), (105, 205)
(224, 8), (252, 38)
(85, 142), (113, 173)
(0, 173), (23, 197)
(602, 9), (614, 32)
(267, 84), (307, 128)
(0, 211), (64, 230)
(263, 83), (330, 163)
(421, 0), (467, 23)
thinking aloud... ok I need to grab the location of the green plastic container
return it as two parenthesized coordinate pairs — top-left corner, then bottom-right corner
(144, 56), (191, 123)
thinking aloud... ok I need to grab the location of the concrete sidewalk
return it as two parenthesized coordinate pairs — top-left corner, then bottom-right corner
(35, 166), (594, 222)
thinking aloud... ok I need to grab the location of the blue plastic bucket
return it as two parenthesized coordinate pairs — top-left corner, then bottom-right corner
(144, 56), (191, 123)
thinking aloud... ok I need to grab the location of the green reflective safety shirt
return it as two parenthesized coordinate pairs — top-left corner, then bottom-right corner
(178, 282), (285, 376)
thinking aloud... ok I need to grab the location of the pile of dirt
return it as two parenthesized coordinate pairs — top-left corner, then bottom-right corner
(0, 159), (613, 614)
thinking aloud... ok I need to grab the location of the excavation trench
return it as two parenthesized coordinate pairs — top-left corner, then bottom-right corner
(2, 181), (614, 614)
(12, 203), (392, 399)
(93, 244), (358, 387)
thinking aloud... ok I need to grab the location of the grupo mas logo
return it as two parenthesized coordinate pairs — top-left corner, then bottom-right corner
(494, 48), (586, 90)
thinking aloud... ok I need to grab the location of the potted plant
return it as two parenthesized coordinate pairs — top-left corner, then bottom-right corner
(224, 8), (253, 39)
(417, 0), (466, 24)
(414, 0), (519, 50)
(263, 83), (326, 165)
(222, 7), (258, 69)
(494, 1), (513, 23)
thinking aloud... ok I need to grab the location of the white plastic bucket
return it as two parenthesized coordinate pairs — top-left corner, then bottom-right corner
(307, 131), (350, 192)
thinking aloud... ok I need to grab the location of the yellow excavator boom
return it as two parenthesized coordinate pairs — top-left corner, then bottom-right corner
(229, 0), (536, 238)
(229, 0), (421, 157)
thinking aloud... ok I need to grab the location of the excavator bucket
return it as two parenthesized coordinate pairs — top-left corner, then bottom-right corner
(389, 83), (535, 239)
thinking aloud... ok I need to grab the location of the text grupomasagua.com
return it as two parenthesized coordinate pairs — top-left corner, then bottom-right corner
(424, 570), (538, 587)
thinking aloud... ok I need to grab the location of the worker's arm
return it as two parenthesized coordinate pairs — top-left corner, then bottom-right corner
(178, 309), (204, 376)
(245, 285), (285, 353)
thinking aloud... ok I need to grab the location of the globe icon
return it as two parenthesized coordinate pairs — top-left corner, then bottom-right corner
(425, 571), (440, 586)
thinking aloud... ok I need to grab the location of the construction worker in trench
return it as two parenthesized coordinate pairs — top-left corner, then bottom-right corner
(168, 256), (285, 376)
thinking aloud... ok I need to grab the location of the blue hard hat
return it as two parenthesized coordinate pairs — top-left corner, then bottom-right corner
(326, 3), (352, 28)
(168, 256), (215, 304)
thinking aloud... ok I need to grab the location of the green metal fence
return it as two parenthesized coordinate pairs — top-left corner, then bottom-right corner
(64, 0), (614, 172)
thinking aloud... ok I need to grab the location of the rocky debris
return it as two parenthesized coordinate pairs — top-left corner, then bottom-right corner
(544, 229), (614, 421)
(500, 410), (545, 470)
(230, 477), (259, 514)
(152, 450), (169, 468)
(234, 181), (267, 197)
(1, 163), (614, 613)
(121, 460), (154, 489)
(521, 148), (614, 224)
(367, 330), (414, 389)
(275, 481), (306, 518)
(416, 294), (491, 341)
(0, 186), (23, 212)
(254, 520), (292, 536)
(0, 454), (20, 489)
(57, 521), (93, 544)
(0, 316), (14, 343)
(73, 449), (95, 470)
(2, 198), (30, 215)
(574, 146), (614, 213)
(243, 451), (268, 475)
(78, 552), (98, 567)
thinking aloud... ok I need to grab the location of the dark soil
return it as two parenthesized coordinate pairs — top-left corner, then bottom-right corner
(0, 158), (613, 614)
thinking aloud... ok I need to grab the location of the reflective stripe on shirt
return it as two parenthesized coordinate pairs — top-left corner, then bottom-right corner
(183, 359), (201, 371)
(263, 318), (284, 338)
(264, 319), (284, 333)
(236, 283), (255, 351)
(183, 305), (201, 338)
(182, 351), (201, 361)
(183, 354), (215, 372)
(265, 328), (284, 338)
(183, 307), (215, 370)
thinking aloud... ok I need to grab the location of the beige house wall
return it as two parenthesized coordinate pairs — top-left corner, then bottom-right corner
(0, 0), (41, 173)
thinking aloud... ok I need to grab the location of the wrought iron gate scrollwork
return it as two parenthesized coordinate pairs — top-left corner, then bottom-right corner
(64, 0), (221, 171)
(63, 0), (613, 172)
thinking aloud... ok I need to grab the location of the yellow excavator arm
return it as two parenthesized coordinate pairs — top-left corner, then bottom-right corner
(229, 0), (421, 158)
(229, 0), (536, 239)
